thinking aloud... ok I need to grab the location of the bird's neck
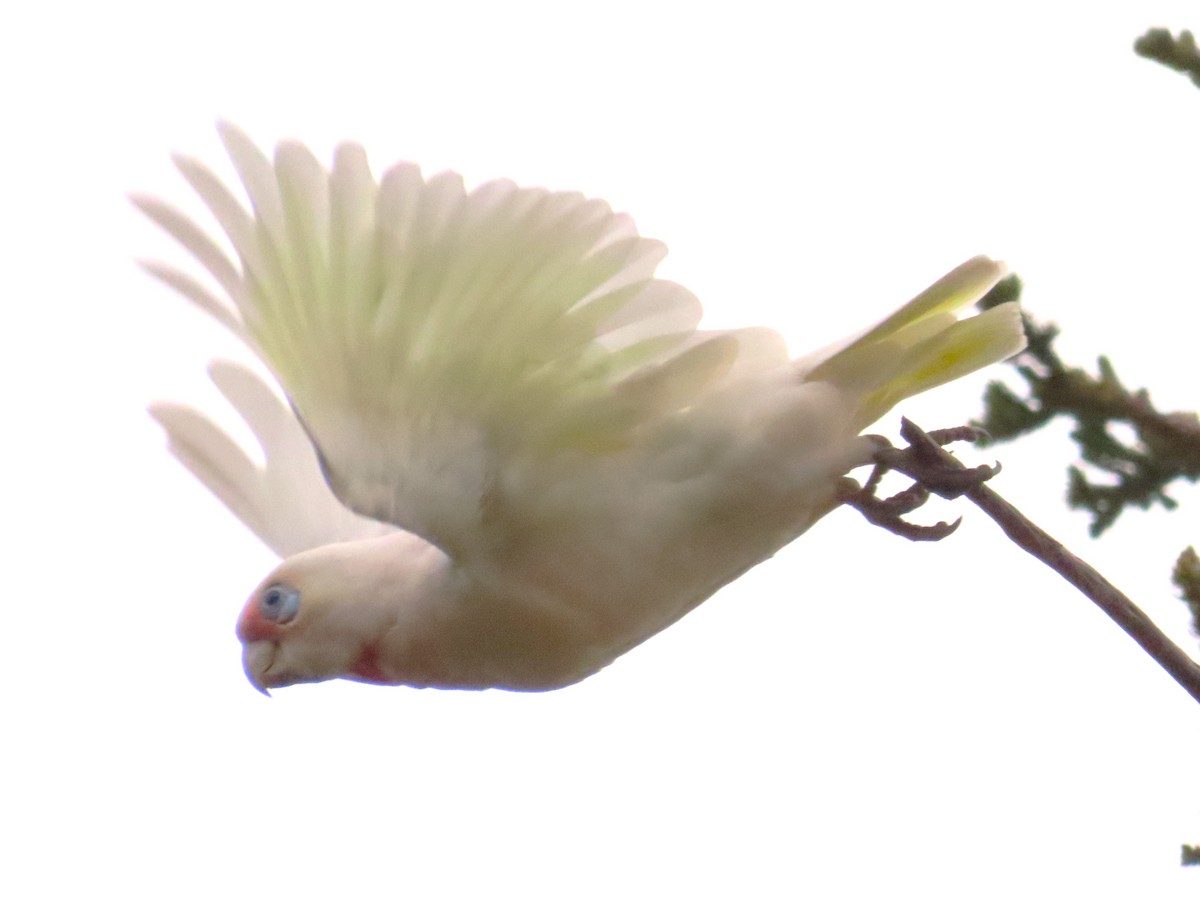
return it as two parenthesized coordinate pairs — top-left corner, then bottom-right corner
(340, 533), (602, 692)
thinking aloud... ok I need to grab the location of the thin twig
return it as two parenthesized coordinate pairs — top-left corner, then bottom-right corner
(845, 419), (1200, 706)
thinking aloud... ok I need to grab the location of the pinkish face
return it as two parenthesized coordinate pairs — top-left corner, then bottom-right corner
(236, 582), (301, 694)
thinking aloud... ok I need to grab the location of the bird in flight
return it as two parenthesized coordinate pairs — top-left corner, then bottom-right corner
(134, 123), (1024, 694)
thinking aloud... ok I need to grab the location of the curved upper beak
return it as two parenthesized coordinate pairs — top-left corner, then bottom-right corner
(241, 640), (277, 697)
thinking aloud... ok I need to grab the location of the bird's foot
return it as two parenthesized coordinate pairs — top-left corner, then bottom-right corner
(836, 418), (1000, 542)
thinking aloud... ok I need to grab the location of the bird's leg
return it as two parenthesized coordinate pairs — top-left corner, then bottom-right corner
(848, 419), (1200, 708)
(836, 418), (1001, 541)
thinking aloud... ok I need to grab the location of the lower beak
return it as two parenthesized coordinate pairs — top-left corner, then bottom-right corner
(241, 641), (277, 697)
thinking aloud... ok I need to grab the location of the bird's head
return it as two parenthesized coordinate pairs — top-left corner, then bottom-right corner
(236, 533), (446, 693)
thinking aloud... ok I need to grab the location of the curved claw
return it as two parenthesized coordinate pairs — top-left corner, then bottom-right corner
(839, 420), (1002, 542)
(837, 478), (962, 542)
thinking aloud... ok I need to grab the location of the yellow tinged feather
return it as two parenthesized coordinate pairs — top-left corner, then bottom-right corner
(850, 301), (1024, 427)
(141, 127), (1023, 567)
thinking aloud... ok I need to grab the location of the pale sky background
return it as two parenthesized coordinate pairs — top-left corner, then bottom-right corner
(6, 2), (1200, 902)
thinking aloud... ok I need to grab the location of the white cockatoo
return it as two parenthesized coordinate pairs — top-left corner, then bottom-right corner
(135, 124), (1025, 694)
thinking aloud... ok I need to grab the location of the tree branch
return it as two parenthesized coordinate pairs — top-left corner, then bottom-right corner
(841, 419), (1200, 706)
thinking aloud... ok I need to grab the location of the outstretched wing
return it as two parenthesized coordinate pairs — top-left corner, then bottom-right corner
(135, 124), (787, 559)
(149, 361), (394, 558)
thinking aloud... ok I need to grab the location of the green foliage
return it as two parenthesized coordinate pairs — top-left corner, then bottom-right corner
(1173, 547), (1200, 640)
(974, 277), (1200, 537)
(1135, 28), (1200, 88)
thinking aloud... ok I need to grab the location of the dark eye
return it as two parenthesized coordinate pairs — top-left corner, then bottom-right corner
(259, 583), (300, 623)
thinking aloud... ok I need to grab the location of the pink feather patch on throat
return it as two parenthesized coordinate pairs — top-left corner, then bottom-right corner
(348, 645), (392, 684)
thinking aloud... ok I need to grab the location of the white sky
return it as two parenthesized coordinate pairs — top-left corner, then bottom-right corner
(6, 2), (1200, 902)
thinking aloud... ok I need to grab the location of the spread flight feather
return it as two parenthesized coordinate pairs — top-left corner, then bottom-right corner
(136, 124), (1024, 692)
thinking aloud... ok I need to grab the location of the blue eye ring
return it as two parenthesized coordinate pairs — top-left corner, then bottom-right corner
(260, 583), (301, 623)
